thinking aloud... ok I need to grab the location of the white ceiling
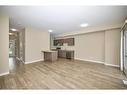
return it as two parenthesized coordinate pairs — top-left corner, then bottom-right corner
(0, 6), (127, 34)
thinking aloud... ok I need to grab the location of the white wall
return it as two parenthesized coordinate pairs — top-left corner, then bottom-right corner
(25, 27), (50, 63)
(54, 28), (121, 67)
(0, 16), (9, 75)
(75, 31), (105, 62)
(55, 31), (105, 63)
(105, 29), (121, 66)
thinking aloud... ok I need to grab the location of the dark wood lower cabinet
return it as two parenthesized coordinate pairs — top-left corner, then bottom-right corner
(58, 50), (74, 59)
(66, 51), (74, 59)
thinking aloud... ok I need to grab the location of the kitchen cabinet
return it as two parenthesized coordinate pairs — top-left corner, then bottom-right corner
(65, 38), (74, 46)
(66, 51), (74, 59)
(54, 38), (74, 46)
(54, 39), (63, 46)
(58, 50), (74, 59)
(58, 50), (66, 58)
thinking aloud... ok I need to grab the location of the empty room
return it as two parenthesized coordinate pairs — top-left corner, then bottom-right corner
(0, 6), (127, 90)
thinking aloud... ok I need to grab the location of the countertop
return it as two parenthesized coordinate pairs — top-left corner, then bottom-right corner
(51, 49), (74, 52)
(61, 50), (74, 51)
(41, 50), (58, 53)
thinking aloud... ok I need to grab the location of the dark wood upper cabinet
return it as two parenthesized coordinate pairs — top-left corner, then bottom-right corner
(54, 39), (63, 46)
(66, 38), (74, 46)
(54, 38), (74, 46)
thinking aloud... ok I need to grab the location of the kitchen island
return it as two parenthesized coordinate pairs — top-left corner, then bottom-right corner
(41, 50), (58, 61)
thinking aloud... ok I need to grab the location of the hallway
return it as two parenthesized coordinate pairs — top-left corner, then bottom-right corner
(9, 57), (25, 74)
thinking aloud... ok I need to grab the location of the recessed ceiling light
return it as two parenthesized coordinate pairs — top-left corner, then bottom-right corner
(48, 29), (53, 32)
(10, 28), (17, 31)
(80, 23), (88, 27)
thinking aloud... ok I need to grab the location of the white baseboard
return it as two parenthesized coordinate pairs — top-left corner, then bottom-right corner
(75, 58), (105, 64)
(105, 63), (120, 67)
(0, 72), (9, 77)
(75, 58), (120, 68)
(25, 59), (44, 64)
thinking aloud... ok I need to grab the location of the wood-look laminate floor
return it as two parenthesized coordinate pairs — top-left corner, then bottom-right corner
(9, 57), (25, 74)
(0, 58), (127, 89)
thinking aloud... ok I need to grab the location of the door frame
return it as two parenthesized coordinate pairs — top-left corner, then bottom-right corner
(123, 28), (127, 76)
(120, 21), (127, 76)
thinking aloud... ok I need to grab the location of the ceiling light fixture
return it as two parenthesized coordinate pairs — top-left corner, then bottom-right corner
(48, 29), (53, 32)
(80, 23), (88, 27)
(10, 28), (17, 31)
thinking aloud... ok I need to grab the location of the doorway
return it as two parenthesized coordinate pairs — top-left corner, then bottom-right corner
(9, 29), (25, 74)
(9, 40), (16, 57)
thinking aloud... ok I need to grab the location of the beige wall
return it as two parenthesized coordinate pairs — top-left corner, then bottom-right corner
(0, 16), (9, 75)
(75, 31), (105, 62)
(25, 27), (50, 63)
(54, 28), (121, 66)
(55, 31), (105, 63)
(105, 29), (121, 66)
